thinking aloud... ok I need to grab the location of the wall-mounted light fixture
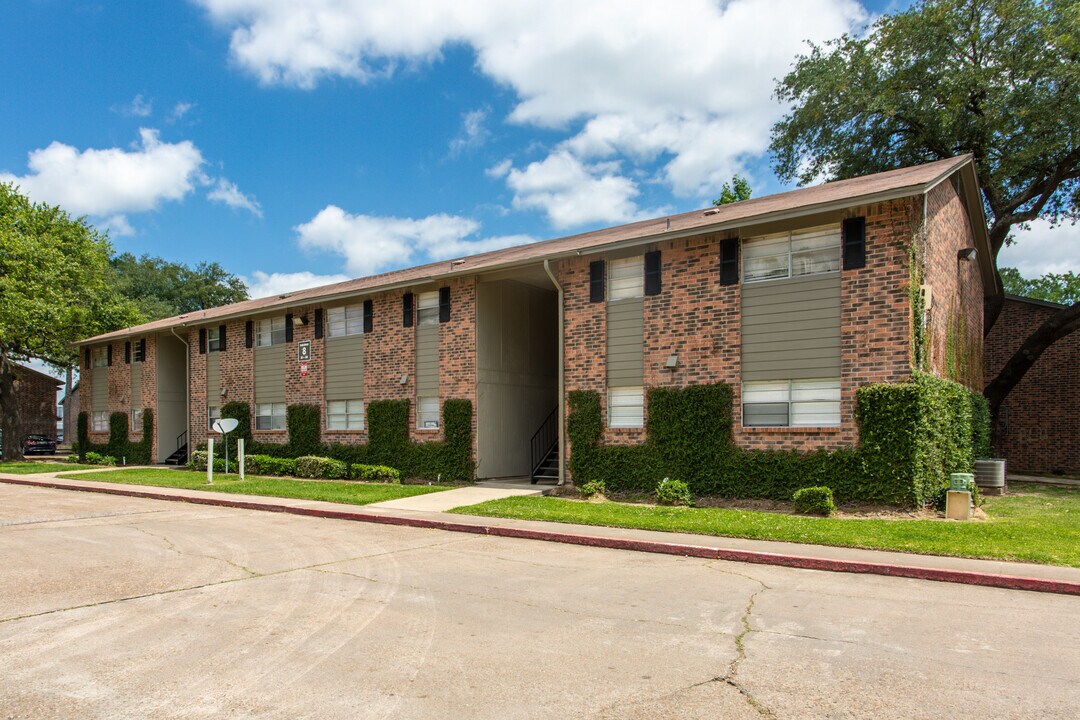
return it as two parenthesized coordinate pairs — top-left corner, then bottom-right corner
(957, 247), (977, 262)
(399, 374), (408, 385)
(292, 315), (308, 327)
(220, 387), (228, 397)
(665, 354), (679, 369)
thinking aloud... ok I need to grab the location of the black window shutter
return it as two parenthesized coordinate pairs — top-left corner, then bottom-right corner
(439, 287), (451, 323)
(644, 250), (662, 296)
(285, 314), (294, 343)
(139, 339), (146, 361)
(842, 217), (867, 270)
(219, 325), (227, 352)
(314, 309), (323, 339)
(198, 328), (207, 354)
(363, 299), (373, 333)
(719, 239), (739, 286)
(124, 341), (131, 364)
(589, 260), (605, 302)
(106, 345), (113, 366)
(245, 321), (254, 349)
(403, 293), (414, 328)
(85, 348), (91, 367)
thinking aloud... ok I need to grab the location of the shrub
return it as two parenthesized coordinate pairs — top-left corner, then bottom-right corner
(580, 480), (606, 498)
(793, 486), (836, 516)
(350, 463), (401, 483)
(188, 450), (226, 473)
(294, 455), (349, 479)
(655, 477), (693, 506)
(286, 404), (321, 457)
(969, 392), (991, 459)
(108, 412), (129, 459)
(84, 451), (117, 466)
(76, 412), (89, 461)
(245, 454), (296, 476)
(221, 401), (253, 457)
(67, 454), (80, 463)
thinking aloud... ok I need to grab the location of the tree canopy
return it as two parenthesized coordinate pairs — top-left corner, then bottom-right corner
(0, 183), (141, 458)
(1000, 267), (1080, 305)
(713, 175), (753, 206)
(111, 252), (249, 323)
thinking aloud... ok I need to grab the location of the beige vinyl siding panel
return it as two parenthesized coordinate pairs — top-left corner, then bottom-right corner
(325, 334), (364, 401)
(741, 273), (840, 381)
(607, 298), (643, 385)
(206, 353), (220, 401)
(416, 325), (439, 395)
(92, 368), (108, 409)
(254, 345), (285, 403)
(131, 362), (142, 410)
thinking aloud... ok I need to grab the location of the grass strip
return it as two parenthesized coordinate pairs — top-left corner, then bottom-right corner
(450, 485), (1080, 567)
(0, 461), (100, 474)
(55, 468), (452, 507)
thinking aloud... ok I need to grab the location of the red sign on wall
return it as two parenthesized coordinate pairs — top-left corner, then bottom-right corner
(299, 361), (309, 377)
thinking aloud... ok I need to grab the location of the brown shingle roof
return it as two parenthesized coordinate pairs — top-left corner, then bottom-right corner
(78, 155), (980, 345)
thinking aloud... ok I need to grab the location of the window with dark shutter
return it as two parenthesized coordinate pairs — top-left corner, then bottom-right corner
(720, 239), (739, 286)
(363, 299), (373, 333)
(198, 328), (207, 354)
(136, 339), (146, 362)
(245, 321), (254, 349)
(107, 345), (113, 366)
(218, 325), (227, 352)
(439, 287), (450, 323)
(85, 348), (91, 367)
(285, 314), (294, 343)
(314, 309), (323, 339)
(842, 217), (866, 270)
(644, 251), (662, 296)
(590, 260), (605, 302)
(403, 293), (414, 327)
(124, 341), (131, 364)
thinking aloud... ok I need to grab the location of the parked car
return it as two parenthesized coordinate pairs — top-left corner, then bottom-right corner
(21, 435), (57, 455)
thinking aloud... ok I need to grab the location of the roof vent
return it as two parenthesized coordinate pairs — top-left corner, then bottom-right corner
(278, 293), (292, 299)
(703, 207), (721, 216)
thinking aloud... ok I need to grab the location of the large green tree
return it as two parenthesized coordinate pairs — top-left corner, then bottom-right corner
(0, 184), (140, 460)
(111, 252), (249, 323)
(769, 0), (1079, 418)
(1000, 267), (1080, 305)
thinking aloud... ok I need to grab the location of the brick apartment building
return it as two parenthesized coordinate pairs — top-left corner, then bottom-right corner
(75, 156), (993, 480)
(10, 363), (61, 440)
(985, 296), (1080, 474)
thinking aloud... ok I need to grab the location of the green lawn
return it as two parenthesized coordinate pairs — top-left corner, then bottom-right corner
(55, 468), (452, 506)
(0, 461), (99, 474)
(450, 485), (1080, 567)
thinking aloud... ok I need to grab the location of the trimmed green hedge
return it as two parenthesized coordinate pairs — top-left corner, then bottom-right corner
(295, 455), (349, 479)
(76, 412), (89, 461)
(568, 373), (990, 507)
(287, 404), (321, 457)
(78, 409), (153, 464)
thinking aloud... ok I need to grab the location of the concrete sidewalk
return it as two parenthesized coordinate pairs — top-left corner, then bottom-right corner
(3, 470), (1079, 595)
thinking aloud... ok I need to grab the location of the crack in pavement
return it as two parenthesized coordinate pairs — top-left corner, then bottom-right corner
(0, 508), (169, 528)
(717, 570), (776, 719)
(126, 524), (261, 578)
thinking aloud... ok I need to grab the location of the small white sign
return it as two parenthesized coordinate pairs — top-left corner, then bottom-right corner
(212, 418), (239, 434)
(298, 340), (311, 362)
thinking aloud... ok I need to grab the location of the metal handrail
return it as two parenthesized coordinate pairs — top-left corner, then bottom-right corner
(530, 408), (559, 476)
(177, 430), (188, 451)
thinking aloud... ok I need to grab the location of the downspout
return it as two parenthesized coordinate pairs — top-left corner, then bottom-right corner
(543, 259), (567, 486)
(170, 326), (190, 463)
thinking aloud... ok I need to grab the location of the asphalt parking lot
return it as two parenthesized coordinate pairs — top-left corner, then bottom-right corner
(1, 483), (1077, 719)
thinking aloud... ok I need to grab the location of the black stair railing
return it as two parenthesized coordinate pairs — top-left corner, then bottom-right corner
(530, 408), (559, 479)
(176, 430), (187, 452)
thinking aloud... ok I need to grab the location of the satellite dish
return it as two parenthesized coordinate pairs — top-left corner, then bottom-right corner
(212, 418), (239, 434)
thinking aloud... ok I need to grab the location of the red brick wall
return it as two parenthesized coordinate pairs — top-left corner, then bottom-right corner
(984, 298), (1080, 473)
(13, 367), (59, 438)
(922, 180), (984, 389)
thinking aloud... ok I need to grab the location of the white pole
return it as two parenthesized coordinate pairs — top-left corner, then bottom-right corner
(224, 432), (230, 474)
(207, 438), (214, 484)
(238, 438), (245, 481)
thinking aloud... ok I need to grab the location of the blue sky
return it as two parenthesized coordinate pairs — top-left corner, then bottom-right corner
(2, 0), (1070, 310)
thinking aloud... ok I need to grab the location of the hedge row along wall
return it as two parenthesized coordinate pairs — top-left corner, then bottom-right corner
(216, 399), (474, 482)
(568, 373), (989, 507)
(76, 409), (154, 464)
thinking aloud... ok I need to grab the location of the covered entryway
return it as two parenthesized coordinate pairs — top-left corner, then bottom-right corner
(155, 333), (188, 464)
(475, 268), (559, 481)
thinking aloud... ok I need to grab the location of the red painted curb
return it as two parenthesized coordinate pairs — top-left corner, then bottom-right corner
(4, 475), (1079, 596)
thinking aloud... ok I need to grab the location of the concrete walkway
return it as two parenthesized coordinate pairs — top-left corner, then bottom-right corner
(365, 484), (544, 512)
(2, 469), (1079, 595)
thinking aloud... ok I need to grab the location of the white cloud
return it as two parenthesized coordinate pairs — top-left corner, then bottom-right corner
(195, 0), (866, 217)
(295, 205), (533, 275)
(242, 270), (352, 299)
(114, 94), (153, 117)
(207, 178), (263, 217)
(0, 128), (204, 217)
(449, 108), (490, 157)
(100, 214), (136, 237)
(169, 101), (195, 122)
(998, 219), (1080, 277)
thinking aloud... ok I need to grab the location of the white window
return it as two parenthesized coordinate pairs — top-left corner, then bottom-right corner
(742, 379), (840, 427)
(208, 405), (221, 431)
(327, 399), (364, 430)
(255, 402), (286, 430)
(417, 396), (440, 428)
(417, 291), (440, 327)
(132, 340), (145, 363)
(208, 327), (222, 352)
(608, 256), (644, 300)
(608, 386), (645, 428)
(743, 225), (841, 283)
(327, 304), (365, 337)
(91, 347), (108, 368)
(91, 411), (108, 432)
(256, 317), (286, 347)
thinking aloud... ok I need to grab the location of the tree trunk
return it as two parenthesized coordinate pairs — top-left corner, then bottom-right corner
(0, 349), (24, 461)
(984, 301), (1080, 447)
